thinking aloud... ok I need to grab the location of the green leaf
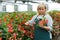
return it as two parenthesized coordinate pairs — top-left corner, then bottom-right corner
(2, 22), (7, 27)
(27, 38), (31, 40)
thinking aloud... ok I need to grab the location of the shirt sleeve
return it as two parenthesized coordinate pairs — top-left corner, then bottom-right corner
(46, 14), (53, 31)
(26, 15), (37, 26)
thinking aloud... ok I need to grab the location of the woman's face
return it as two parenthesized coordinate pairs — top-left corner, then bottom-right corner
(37, 6), (46, 15)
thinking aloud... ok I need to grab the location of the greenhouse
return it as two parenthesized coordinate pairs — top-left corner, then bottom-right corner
(0, 0), (60, 40)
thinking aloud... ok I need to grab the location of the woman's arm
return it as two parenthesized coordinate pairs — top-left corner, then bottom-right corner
(42, 26), (52, 31)
(25, 15), (37, 26)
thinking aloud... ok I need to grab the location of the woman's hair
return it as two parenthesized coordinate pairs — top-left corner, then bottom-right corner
(37, 2), (48, 15)
(37, 2), (48, 10)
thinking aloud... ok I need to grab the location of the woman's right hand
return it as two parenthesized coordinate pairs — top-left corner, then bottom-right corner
(25, 22), (29, 25)
(25, 21), (36, 26)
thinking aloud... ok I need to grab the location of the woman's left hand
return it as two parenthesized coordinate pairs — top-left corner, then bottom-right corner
(39, 21), (50, 31)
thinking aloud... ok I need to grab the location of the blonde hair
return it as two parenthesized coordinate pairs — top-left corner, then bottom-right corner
(37, 2), (48, 15)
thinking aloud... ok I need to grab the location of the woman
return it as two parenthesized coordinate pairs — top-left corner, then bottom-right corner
(25, 2), (53, 40)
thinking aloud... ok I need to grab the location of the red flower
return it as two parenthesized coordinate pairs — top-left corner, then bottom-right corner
(39, 20), (44, 27)
(7, 23), (13, 33)
(13, 33), (17, 39)
(55, 18), (60, 21)
(30, 35), (33, 39)
(21, 21), (26, 24)
(18, 25), (21, 31)
(18, 27), (20, 31)
(8, 29), (14, 33)
(0, 37), (2, 40)
(10, 19), (13, 23)
(23, 30), (27, 34)
(18, 38), (22, 40)
(45, 20), (48, 24)
(25, 31), (29, 35)
(29, 32), (34, 39)
(7, 23), (12, 27)
(31, 26), (34, 30)
(20, 27), (24, 31)
(4, 19), (6, 22)
(39, 19), (48, 27)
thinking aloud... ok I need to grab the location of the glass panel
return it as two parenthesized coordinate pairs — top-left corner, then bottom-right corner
(6, 5), (14, 12)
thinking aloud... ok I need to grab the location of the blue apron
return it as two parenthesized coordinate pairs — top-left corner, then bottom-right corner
(34, 16), (50, 40)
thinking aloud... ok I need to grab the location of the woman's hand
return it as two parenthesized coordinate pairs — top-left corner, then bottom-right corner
(38, 20), (50, 31)
(25, 21), (36, 26)
(25, 22), (30, 25)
